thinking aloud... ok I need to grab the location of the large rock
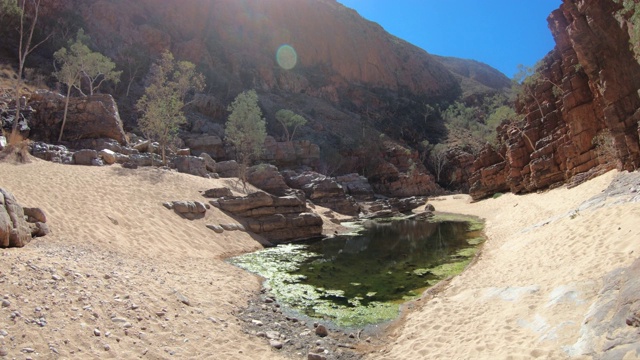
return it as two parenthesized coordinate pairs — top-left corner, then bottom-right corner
(72, 149), (99, 166)
(212, 191), (321, 243)
(172, 156), (208, 177)
(335, 173), (375, 201)
(283, 171), (359, 216)
(28, 90), (127, 145)
(470, 0), (640, 200)
(0, 188), (43, 248)
(182, 134), (225, 158)
(247, 164), (290, 196)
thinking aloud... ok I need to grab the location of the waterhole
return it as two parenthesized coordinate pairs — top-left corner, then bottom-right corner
(229, 214), (484, 328)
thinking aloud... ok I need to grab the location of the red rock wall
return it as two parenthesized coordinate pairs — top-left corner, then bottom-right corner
(470, 0), (640, 200)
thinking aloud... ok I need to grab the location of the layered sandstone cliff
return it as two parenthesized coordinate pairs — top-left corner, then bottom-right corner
(469, 0), (640, 200)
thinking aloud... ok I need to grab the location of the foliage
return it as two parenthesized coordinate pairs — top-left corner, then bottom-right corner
(275, 108), (307, 142)
(592, 129), (617, 165)
(53, 29), (120, 142)
(54, 29), (121, 96)
(442, 93), (513, 145)
(136, 50), (204, 164)
(225, 90), (267, 185)
(614, 0), (640, 61)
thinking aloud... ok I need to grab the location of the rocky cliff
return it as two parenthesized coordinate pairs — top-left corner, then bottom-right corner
(469, 0), (640, 200)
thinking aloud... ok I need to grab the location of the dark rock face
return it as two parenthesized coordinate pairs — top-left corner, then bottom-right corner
(212, 191), (322, 243)
(368, 145), (442, 197)
(0, 188), (48, 248)
(469, 0), (640, 200)
(335, 173), (375, 201)
(28, 90), (127, 145)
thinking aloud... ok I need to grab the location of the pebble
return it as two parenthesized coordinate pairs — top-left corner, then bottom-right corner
(94, 328), (101, 336)
(269, 339), (284, 349)
(21, 348), (35, 353)
(0, 330), (7, 336)
(51, 274), (62, 281)
(315, 325), (328, 337)
(0, 348), (7, 357)
(1, 300), (9, 308)
(103, 344), (110, 351)
(251, 319), (263, 326)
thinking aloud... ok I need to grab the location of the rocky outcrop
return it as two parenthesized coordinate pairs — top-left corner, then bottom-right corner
(566, 257), (640, 358)
(247, 164), (290, 196)
(335, 173), (375, 201)
(470, 0), (640, 200)
(28, 90), (127, 145)
(163, 200), (208, 220)
(283, 171), (359, 216)
(260, 137), (320, 168)
(368, 145), (442, 197)
(0, 188), (49, 248)
(211, 191), (322, 243)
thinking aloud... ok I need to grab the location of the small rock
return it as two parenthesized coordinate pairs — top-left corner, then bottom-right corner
(251, 319), (263, 326)
(51, 274), (62, 281)
(0, 348), (7, 357)
(308, 353), (327, 360)
(104, 343), (110, 351)
(94, 328), (101, 336)
(269, 339), (283, 349)
(206, 224), (224, 234)
(0, 330), (7, 336)
(21, 348), (35, 353)
(315, 324), (328, 337)
(1, 300), (9, 308)
(264, 297), (274, 304)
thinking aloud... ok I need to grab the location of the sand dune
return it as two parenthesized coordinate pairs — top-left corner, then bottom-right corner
(1, 159), (638, 359)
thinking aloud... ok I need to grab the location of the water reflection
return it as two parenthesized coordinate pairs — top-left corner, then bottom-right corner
(298, 220), (477, 304)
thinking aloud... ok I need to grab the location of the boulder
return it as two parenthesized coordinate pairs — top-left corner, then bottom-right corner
(283, 171), (359, 216)
(72, 149), (99, 166)
(247, 164), (290, 196)
(182, 134), (225, 158)
(99, 149), (117, 165)
(215, 191), (321, 243)
(215, 160), (240, 178)
(0, 188), (39, 247)
(336, 173), (375, 201)
(172, 156), (208, 177)
(23, 207), (47, 223)
(166, 200), (207, 220)
(199, 153), (217, 173)
(29, 90), (127, 145)
(202, 187), (233, 198)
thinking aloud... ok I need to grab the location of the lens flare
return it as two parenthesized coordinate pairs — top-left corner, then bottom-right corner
(276, 44), (297, 70)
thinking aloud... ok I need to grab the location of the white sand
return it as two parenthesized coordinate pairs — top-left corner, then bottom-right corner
(1, 159), (638, 359)
(369, 170), (640, 359)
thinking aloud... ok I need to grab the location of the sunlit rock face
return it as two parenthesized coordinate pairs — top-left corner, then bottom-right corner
(44, 0), (458, 101)
(469, 0), (640, 200)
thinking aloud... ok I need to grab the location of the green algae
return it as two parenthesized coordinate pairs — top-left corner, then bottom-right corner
(229, 215), (485, 328)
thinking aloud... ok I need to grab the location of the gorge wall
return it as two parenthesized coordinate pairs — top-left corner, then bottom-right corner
(469, 0), (640, 200)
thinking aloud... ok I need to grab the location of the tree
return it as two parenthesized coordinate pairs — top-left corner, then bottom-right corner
(8, 0), (50, 136)
(429, 143), (449, 183)
(226, 90), (267, 187)
(275, 109), (306, 142)
(136, 50), (205, 165)
(53, 29), (121, 142)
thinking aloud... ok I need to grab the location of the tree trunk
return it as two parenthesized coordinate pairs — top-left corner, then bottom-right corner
(58, 85), (73, 143)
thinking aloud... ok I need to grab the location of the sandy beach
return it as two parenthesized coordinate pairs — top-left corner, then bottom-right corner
(1, 159), (639, 359)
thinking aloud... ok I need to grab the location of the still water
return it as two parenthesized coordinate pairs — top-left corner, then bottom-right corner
(229, 216), (484, 327)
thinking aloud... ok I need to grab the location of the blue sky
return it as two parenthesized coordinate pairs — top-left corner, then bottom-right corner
(337, 0), (562, 78)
